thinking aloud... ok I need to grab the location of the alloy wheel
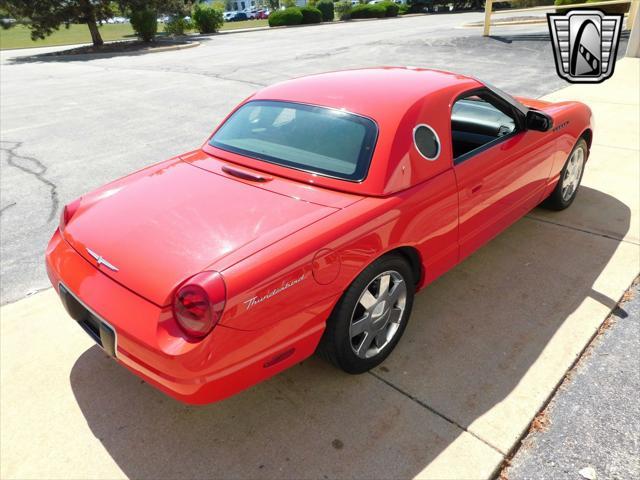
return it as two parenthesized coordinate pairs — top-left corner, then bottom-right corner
(349, 270), (407, 359)
(562, 146), (585, 202)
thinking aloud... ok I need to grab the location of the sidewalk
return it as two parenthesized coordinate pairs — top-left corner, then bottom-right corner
(0, 59), (638, 480)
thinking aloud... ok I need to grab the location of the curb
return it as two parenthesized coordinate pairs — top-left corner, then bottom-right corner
(462, 18), (546, 28)
(13, 40), (200, 61)
(191, 14), (430, 38)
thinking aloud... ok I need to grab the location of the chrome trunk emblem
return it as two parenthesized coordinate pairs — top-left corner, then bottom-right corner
(86, 248), (119, 272)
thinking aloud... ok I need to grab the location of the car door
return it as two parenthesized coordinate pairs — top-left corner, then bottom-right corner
(452, 88), (555, 260)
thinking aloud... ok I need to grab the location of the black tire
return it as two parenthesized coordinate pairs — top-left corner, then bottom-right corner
(317, 253), (415, 374)
(542, 138), (588, 211)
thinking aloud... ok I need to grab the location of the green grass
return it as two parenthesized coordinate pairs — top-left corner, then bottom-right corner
(0, 24), (136, 50)
(220, 19), (268, 30)
(0, 20), (268, 50)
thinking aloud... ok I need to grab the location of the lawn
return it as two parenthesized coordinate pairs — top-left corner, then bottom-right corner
(221, 19), (268, 30)
(0, 20), (269, 50)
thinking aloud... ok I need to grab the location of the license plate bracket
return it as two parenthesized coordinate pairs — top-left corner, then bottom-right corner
(59, 283), (117, 357)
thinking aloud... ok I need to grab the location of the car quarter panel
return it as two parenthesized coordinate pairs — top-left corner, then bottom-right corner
(217, 168), (459, 331)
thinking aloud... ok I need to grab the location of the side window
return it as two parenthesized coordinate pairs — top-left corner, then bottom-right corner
(451, 91), (518, 162)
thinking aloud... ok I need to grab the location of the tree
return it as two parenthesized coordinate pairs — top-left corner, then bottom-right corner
(0, 0), (113, 46)
(120, 0), (194, 17)
(120, 0), (194, 41)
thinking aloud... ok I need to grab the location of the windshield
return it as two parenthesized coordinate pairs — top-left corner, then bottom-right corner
(209, 100), (378, 181)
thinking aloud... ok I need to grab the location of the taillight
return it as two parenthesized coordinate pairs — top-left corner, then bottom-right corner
(59, 198), (82, 233)
(173, 271), (226, 338)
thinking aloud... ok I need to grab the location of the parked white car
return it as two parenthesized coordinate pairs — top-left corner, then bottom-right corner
(106, 16), (128, 24)
(223, 11), (236, 21)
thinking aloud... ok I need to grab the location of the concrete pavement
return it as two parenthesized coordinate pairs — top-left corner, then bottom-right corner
(1, 16), (639, 480)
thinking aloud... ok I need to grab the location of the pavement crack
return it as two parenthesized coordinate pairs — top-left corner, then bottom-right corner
(525, 214), (637, 245)
(98, 64), (268, 88)
(0, 202), (17, 216)
(368, 370), (505, 456)
(1, 141), (59, 222)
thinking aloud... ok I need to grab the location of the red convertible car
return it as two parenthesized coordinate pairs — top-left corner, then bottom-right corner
(46, 68), (592, 404)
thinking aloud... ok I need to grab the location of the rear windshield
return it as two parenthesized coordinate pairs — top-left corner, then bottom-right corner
(209, 100), (378, 181)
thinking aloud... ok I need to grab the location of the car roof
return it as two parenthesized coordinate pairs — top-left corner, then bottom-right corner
(250, 67), (483, 122)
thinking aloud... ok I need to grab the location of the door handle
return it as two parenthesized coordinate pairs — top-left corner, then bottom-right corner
(471, 184), (483, 194)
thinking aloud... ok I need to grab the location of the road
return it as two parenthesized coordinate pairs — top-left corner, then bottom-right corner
(0, 12), (595, 305)
(506, 280), (640, 480)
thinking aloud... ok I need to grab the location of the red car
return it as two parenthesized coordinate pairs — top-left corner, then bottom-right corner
(46, 68), (592, 404)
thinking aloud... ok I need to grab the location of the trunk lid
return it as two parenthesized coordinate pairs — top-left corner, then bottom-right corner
(64, 157), (341, 306)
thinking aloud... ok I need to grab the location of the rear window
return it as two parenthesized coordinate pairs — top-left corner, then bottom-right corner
(209, 100), (378, 181)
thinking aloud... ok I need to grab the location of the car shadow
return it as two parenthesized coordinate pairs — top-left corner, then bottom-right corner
(70, 185), (631, 479)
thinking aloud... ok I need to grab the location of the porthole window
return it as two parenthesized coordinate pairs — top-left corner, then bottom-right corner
(413, 124), (440, 161)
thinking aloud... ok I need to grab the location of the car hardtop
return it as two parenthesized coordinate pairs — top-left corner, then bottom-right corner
(250, 67), (483, 126)
(201, 68), (528, 197)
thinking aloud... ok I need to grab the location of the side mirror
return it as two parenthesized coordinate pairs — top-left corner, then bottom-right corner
(526, 110), (553, 132)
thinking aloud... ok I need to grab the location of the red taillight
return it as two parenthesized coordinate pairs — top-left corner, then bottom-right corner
(173, 271), (226, 338)
(59, 198), (82, 233)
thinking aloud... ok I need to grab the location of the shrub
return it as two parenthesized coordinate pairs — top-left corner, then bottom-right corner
(268, 7), (304, 26)
(511, 0), (552, 7)
(193, 3), (224, 33)
(554, 0), (576, 12)
(164, 16), (193, 35)
(370, 3), (388, 17)
(398, 3), (410, 14)
(380, 1), (399, 16)
(350, 3), (387, 18)
(585, 0), (629, 13)
(300, 5), (323, 22)
(315, 0), (335, 21)
(130, 8), (157, 42)
(555, 0), (628, 13)
(335, 1), (352, 20)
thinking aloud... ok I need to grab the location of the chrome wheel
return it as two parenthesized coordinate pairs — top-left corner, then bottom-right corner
(562, 146), (585, 202)
(349, 270), (407, 359)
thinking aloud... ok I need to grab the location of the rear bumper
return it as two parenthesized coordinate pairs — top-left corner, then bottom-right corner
(46, 229), (333, 404)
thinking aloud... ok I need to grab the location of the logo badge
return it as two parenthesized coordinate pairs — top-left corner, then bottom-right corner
(547, 9), (623, 83)
(86, 248), (119, 272)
